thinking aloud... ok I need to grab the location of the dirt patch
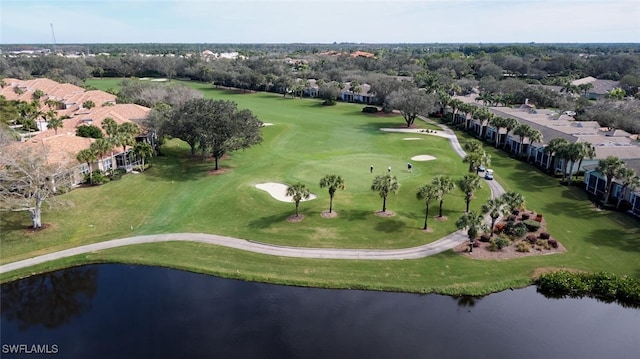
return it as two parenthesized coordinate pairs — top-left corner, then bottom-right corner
(24, 223), (52, 233)
(287, 214), (305, 223)
(422, 228), (434, 233)
(208, 168), (231, 176)
(434, 216), (448, 221)
(321, 210), (338, 218)
(375, 210), (396, 217)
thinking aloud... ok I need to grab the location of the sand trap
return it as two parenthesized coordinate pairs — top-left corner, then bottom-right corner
(255, 182), (317, 202)
(403, 137), (422, 140)
(411, 155), (437, 161)
(261, 122), (274, 127)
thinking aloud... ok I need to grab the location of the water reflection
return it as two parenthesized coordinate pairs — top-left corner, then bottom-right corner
(1, 264), (639, 359)
(1, 266), (97, 330)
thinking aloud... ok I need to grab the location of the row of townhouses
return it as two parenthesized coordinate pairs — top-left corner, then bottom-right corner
(452, 95), (640, 216)
(1, 78), (151, 185)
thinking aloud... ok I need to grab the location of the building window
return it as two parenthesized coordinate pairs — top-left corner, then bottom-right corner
(103, 158), (112, 171)
(79, 163), (90, 175)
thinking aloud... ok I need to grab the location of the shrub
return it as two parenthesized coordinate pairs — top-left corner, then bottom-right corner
(512, 209), (520, 216)
(521, 213), (530, 220)
(540, 232), (550, 240)
(548, 239), (558, 248)
(526, 234), (537, 244)
(489, 236), (510, 251)
(505, 221), (527, 237)
(493, 223), (505, 234)
(523, 219), (541, 232)
(508, 215), (517, 222)
(76, 125), (104, 139)
(535, 271), (640, 307)
(109, 168), (126, 181)
(480, 234), (491, 242)
(516, 241), (531, 252)
(84, 170), (109, 185)
(362, 106), (378, 113)
(536, 239), (551, 250)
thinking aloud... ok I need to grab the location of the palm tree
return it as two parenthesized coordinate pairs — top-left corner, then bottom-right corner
(133, 141), (154, 172)
(449, 98), (464, 123)
(286, 182), (310, 217)
(76, 148), (97, 184)
(615, 167), (640, 209)
(456, 211), (486, 252)
(560, 142), (582, 184)
(463, 139), (483, 154)
(90, 138), (113, 171)
(481, 198), (504, 236)
(463, 104), (479, 131)
(575, 142), (596, 181)
(513, 123), (532, 158)
(416, 184), (439, 230)
(102, 117), (119, 137)
(45, 110), (64, 134)
(371, 173), (399, 213)
(489, 116), (507, 148)
(463, 149), (490, 173)
(525, 128), (543, 163)
(319, 174), (345, 213)
(597, 156), (625, 205)
(544, 138), (569, 175)
(115, 122), (140, 169)
(500, 191), (525, 213)
(502, 117), (519, 150)
(432, 175), (455, 218)
(459, 174), (483, 213)
(82, 100), (95, 110)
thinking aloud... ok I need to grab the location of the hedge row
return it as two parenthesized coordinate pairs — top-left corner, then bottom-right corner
(535, 271), (640, 308)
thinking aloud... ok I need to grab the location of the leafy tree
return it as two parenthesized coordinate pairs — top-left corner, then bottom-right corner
(456, 211), (486, 252)
(76, 125), (104, 139)
(169, 99), (263, 170)
(459, 174), (483, 213)
(387, 87), (438, 127)
(597, 156), (625, 205)
(319, 174), (345, 213)
(286, 182), (310, 217)
(0, 147), (73, 228)
(481, 198), (504, 237)
(132, 141), (153, 172)
(606, 87), (626, 100)
(432, 175), (455, 218)
(371, 173), (399, 213)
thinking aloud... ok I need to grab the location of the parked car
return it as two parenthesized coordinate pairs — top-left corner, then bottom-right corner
(485, 169), (494, 180)
(477, 165), (486, 172)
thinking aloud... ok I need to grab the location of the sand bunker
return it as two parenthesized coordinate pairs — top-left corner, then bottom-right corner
(381, 128), (454, 139)
(255, 182), (317, 202)
(403, 137), (422, 140)
(261, 122), (274, 127)
(411, 155), (437, 161)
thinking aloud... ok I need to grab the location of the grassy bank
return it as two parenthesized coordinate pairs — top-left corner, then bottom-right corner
(1, 80), (638, 296)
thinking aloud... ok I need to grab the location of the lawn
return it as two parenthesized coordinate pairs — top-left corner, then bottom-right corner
(1, 80), (638, 295)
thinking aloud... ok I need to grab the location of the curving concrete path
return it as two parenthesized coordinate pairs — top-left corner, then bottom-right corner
(0, 119), (505, 275)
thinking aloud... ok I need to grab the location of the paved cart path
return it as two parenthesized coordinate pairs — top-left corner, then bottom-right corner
(0, 119), (505, 274)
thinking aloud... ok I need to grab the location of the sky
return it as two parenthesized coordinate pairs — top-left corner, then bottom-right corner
(1, 0), (639, 44)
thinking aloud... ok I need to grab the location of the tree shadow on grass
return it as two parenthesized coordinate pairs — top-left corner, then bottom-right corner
(341, 209), (371, 222)
(0, 212), (32, 237)
(582, 228), (640, 254)
(247, 213), (294, 229)
(357, 121), (409, 136)
(375, 219), (405, 233)
(144, 155), (217, 183)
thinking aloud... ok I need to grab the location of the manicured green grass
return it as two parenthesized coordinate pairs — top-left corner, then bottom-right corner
(1, 80), (638, 296)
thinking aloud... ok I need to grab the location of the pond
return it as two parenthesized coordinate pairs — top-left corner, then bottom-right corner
(1, 264), (639, 358)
